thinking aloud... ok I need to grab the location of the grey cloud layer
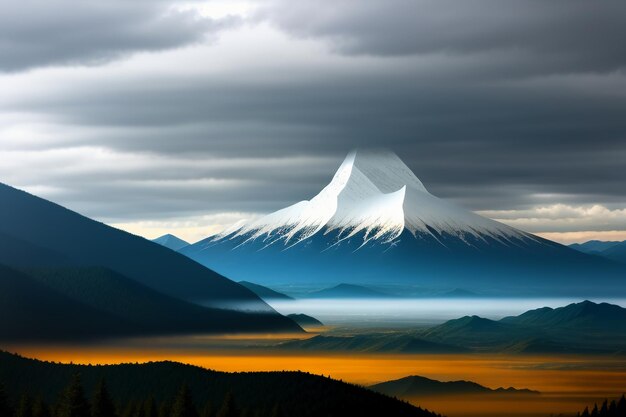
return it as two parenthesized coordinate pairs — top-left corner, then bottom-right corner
(1, 0), (626, 235)
(0, 0), (238, 71)
(7, 62), (626, 213)
(257, 0), (626, 74)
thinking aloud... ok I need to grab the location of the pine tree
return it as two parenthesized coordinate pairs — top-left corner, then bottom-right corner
(121, 401), (137, 417)
(617, 395), (626, 415)
(134, 402), (145, 417)
(32, 397), (51, 417)
(142, 398), (158, 417)
(0, 382), (13, 417)
(591, 404), (599, 417)
(15, 394), (33, 417)
(600, 400), (608, 416)
(608, 400), (617, 416)
(92, 379), (117, 417)
(57, 374), (91, 417)
(269, 404), (285, 417)
(171, 385), (198, 417)
(157, 401), (171, 417)
(199, 401), (213, 417)
(216, 393), (238, 417)
(581, 406), (590, 417)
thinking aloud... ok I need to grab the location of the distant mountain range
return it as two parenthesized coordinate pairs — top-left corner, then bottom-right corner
(181, 150), (626, 296)
(308, 283), (393, 298)
(152, 233), (190, 251)
(0, 351), (439, 417)
(279, 334), (468, 354)
(420, 300), (626, 353)
(240, 281), (480, 300)
(279, 301), (626, 354)
(0, 183), (300, 341)
(570, 239), (626, 264)
(369, 375), (539, 398)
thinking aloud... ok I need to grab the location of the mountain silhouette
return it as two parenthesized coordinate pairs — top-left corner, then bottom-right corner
(182, 150), (626, 296)
(0, 351), (440, 417)
(370, 375), (539, 398)
(0, 183), (301, 337)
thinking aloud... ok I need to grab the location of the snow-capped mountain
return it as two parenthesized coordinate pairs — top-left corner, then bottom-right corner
(181, 150), (625, 296)
(220, 150), (532, 248)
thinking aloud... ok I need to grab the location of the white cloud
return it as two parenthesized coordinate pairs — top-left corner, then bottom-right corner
(479, 203), (626, 234)
(111, 212), (261, 243)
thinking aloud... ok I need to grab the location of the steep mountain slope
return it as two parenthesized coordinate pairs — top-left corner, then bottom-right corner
(0, 264), (136, 341)
(21, 267), (302, 337)
(369, 375), (539, 398)
(287, 314), (324, 327)
(0, 183), (299, 334)
(0, 183), (272, 307)
(182, 150), (625, 295)
(0, 351), (439, 417)
(239, 281), (294, 300)
(152, 233), (190, 251)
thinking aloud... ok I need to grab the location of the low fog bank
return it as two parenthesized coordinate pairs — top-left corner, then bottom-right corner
(267, 298), (626, 327)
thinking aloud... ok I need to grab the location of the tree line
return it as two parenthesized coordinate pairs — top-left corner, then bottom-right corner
(579, 395), (626, 417)
(0, 375), (286, 417)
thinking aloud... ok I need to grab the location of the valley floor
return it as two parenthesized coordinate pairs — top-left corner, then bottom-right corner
(5, 338), (626, 417)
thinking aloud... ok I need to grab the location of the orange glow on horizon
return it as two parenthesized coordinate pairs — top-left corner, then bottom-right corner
(6, 344), (625, 417)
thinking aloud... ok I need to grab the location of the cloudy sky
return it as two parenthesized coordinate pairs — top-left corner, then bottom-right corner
(1, 0), (626, 244)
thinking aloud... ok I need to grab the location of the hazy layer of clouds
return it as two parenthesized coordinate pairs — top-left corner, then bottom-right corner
(1, 1), (625, 243)
(0, 0), (239, 71)
(480, 204), (626, 233)
(257, 0), (626, 74)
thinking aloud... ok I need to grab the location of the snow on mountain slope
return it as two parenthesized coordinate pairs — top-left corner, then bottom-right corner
(181, 150), (626, 294)
(218, 149), (537, 249)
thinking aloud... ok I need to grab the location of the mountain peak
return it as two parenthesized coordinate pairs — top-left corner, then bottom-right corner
(345, 149), (429, 194)
(152, 234), (189, 251)
(224, 149), (529, 249)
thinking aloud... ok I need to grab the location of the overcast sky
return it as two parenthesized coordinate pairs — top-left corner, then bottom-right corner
(1, 0), (626, 244)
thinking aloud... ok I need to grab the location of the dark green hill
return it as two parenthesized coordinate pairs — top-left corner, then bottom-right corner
(418, 301), (626, 353)
(0, 183), (298, 334)
(0, 231), (71, 267)
(500, 300), (626, 332)
(0, 264), (137, 341)
(419, 315), (536, 349)
(19, 267), (302, 338)
(0, 184), (269, 306)
(370, 375), (539, 398)
(0, 351), (440, 417)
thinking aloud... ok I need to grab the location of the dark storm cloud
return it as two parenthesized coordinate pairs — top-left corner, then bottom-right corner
(256, 0), (626, 74)
(7, 62), (626, 214)
(0, 0), (238, 72)
(2, 0), (626, 237)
